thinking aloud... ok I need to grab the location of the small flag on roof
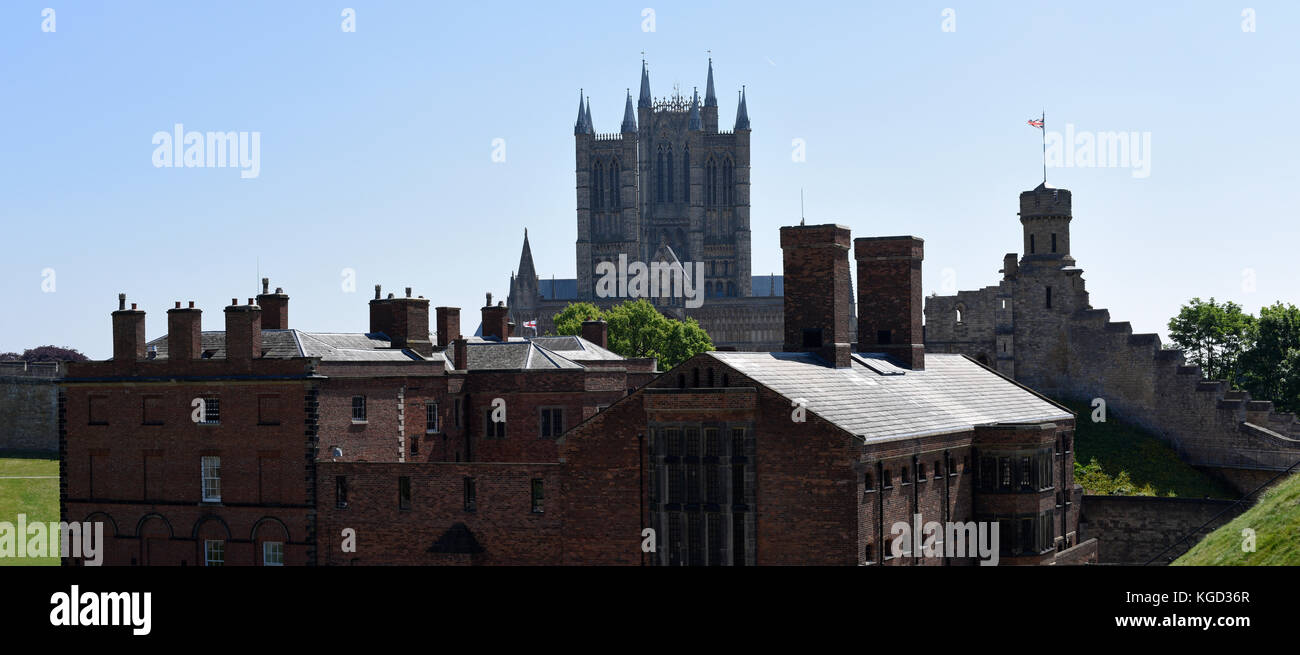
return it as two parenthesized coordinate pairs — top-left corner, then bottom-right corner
(1027, 117), (1044, 128)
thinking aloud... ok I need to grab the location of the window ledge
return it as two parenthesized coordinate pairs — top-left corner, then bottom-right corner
(352, 419), (368, 425)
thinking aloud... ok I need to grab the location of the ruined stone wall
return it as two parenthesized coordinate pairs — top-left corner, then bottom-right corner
(0, 362), (62, 453)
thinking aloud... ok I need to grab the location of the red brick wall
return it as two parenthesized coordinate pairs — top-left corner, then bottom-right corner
(316, 461), (561, 565)
(61, 359), (316, 566)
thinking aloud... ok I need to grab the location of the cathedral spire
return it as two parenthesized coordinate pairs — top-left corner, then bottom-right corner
(688, 87), (702, 131)
(574, 89), (588, 135)
(517, 228), (537, 283)
(704, 58), (718, 108)
(638, 59), (652, 108)
(621, 89), (637, 133)
(584, 96), (593, 133)
(734, 86), (750, 130)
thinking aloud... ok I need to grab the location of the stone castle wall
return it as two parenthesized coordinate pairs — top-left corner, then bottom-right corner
(0, 362), (62, 453)
(924, 187), (1300, 491)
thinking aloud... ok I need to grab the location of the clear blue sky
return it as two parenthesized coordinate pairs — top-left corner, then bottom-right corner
(3, 1), (1296, 358)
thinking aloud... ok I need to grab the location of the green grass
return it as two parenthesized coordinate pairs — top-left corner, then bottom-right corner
(0, 455), (60, 566)
(1173, 471), (1300, 565)
(1061, 399), (1237, 499)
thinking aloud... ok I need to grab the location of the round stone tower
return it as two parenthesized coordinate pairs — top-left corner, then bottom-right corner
(1018, 183), (1074, 266)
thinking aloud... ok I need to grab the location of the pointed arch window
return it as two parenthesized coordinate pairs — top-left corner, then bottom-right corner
(683, 147), (691, 202)
(666, 145), (674, 202)
(706, 158), (718, 205)
(722, 158), (735, 205)
(656, 148), (665, 203)
(610, 160), (620, 210)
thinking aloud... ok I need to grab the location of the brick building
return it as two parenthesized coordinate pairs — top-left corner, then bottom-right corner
(62, 221), (1099, 566)
(560, 224), (1098, 565)
(60, 281), (654, 566)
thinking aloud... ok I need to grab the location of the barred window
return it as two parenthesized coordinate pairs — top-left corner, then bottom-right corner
(200, 396), (220, 425)
(351, 396), (366, 422)
(539, 407), (564, 438)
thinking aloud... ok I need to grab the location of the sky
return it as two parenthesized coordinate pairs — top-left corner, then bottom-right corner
(2, 1), (1297, 359)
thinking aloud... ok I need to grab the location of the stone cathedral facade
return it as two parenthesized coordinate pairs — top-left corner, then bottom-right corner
(507, 59), (794, 352)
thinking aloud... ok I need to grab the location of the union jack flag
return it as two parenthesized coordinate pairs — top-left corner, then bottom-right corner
(1027, 118), (1044, 128)
(523, 320), (537, 329)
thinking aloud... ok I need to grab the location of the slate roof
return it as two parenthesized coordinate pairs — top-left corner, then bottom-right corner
(464, 341), (584, 370)
(708, 351), (1071, 443)
(144, 330), (430, 362)
(528, 335), (624, 361)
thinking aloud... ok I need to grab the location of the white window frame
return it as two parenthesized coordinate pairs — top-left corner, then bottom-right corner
(351, 395), (367, 423)
(263, 541), (284, 566)
(199, 396), (220, 425)
(204, 539), (225, 567)
(201, 456), (221, 502)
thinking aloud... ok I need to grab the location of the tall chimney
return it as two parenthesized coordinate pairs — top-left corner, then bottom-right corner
(166, 301), (203, 361)
(369, 287), (433, 356)
(855, 236), (925, 370)
(111, 293), (146, 363)
(481, 295), (510, 342)
(436, 307), (461, 349)
(257, 277), (289, 329)
(224, 297), (263, 363)
(581, 319), (608, 348)
(780, 224), (853, 368)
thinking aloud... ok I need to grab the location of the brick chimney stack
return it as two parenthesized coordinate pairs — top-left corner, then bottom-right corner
(582, 319), (608, 348)
(435, 307), (461, 349)
(480, 293), (510, 342)
(166, 301), (202, 361)
(111, 293), (146, 363)
(257, 277), (289, 329)
(855, 236), (925, 370)
(453, 337), (468, 370)
(369, 285), (433, 357)
(224, 297), (263, 363)
(780, 224), (853, 368)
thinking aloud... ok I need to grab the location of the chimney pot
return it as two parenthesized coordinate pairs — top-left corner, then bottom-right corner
(262, 277), (269, 294)
(275, 287), (283, 294)
(118, 293), (126, 311)
(232, 298), (238, 306)
(405, 287), (412, 298)
(188, 301), (195, 309)
(131, 303), (137, 310)
(375, 284), (381, 300)
(175, 301), (181, 309)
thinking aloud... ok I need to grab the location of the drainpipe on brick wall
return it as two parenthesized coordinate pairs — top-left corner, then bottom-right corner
(639, 432), (645, 567)
(943, 450), (951, 567)
(912, 454), (920, 566)
(876, 461), (884, 565)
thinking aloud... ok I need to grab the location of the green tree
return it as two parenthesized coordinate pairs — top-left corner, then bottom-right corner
(551, 302), (603, 336)
(1238, 302), (1300, 413)
(552, 299), (713, 369)
(1167, 297), (1255, 384)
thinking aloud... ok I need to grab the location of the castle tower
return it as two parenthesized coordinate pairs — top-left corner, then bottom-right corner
(1018, 183), (1074, 267)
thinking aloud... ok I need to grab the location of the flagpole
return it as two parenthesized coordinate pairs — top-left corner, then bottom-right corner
(1041, 110), (1047, 186)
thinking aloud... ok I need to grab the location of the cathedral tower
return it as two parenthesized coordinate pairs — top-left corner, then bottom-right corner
(575, 58), (752, 302)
